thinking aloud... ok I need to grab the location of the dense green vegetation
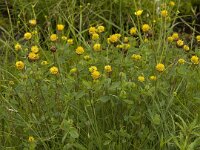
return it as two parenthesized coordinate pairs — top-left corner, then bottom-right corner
(0, 0), (200, 149)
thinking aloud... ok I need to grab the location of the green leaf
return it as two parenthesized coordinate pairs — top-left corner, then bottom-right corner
(98, 95), (110, 103)
(69, 128), (79, 139)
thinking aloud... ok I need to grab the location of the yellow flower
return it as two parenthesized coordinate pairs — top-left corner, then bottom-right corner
(123, 37), (129, 43)
(167, 36), (174, 42)
(89, 66), (97, 73)
(50, 66), (59, 75)
(91, 70), (100, 80)
(135, 10), (143, 16)
(191, 56), (199, 64)
(75, 46), (84, 55)
(156, 63), (165, 72)
(31, 45), (39, 53)
(172, 32), (179, 40)
(92, 33), (99, 40)
(29, 19), (37, 26)
(115, 34), (121, 38)
(178, 58), (185, 64)
(169, 1), (175, 7)
(70, 68), (77, 74)
(116, 44), (123, 49)
(104, 65), (112, 73)
(161, 10), (168, 17)
(93, 43), (101, 51)
(14, 43), (22, 51)
(130, 27), (137, 35)
(61, 36), (67, 41)
(138, 75), (145, 82)
(32, 30), (38, 35)
(107, 38), (111, 44)
(177, 39), (184, 47)
(24, 32), (32, 40)
(89, 26), (96, 34)
(28, 52), (39, 61)
(131, 54), (141, 61)
(50, 34), (58, 42)
(67, 39), (73, 45)
(41, 61), (48, 65)
(144, 38), (149, 43)
(57, 24), (64, 31)
(28, 136), (35, 143)
(183, 45), (190, 51)
(150, 76), (157, 81)
(84, 55), (91, 61)
(97, 25), (105, 33)
(196, 35), (200, 42)
(109, 34), (119, 43)
(142, 24), (151, 32)
(15, 61), (25, 70)
(119, 44), (130, 50)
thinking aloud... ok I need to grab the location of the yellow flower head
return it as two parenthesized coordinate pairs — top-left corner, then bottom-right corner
(138, 75), (145, 82)
(156, 63), (165, 72)
(89, 66), (97, 73)
(115, 34), (121, 38)
(31, 45), (39, 53)
(75, 46), (84, 55)
(57, 24), (65, 31)
(172, 32), (179, 40)
(50, 66), (59, 75)
(191, 55), (199, 64)
(135, 10), (143, 16)
(91, 70), (100, 80)
(104, 65), (112, 73)
(70, 68), (77, 74)
(161, 10), (168, 17)
(131, 54), (141, 61)
(196, 35), (200, 42)
(28, 52), (39, 61)
(109, 34), (119, 43)
(67, 39), (73, 45)
(92, 33), (99, 40)
(29, 19), (37, 26)
(28, 136), (35, 143)
(178, 58), (185, 64)
(24, 32), (32, 40)
(169, 1), (175, 7)
(93, 43), (101, 51)
(14, 43), (22, 51)
(32, 30), (38, 35)
(130, 27), (137, 35)
(89, 26), (96, 34)
(123, 37), (129, 43)
(41, 61), (48, 65)
(61, 36), (67, 41)
(97, 25), (105, 33)
(144, 38), (149, 43)
(167, 36), (174, 42)
(177, 39), (184, 47)
(15, 61), (25, 70)
(84, 55), (91, 61)
(142, 24), (151, 32)
(150, 76), (157, 81)
(50, 34), (58, 42)
(183, 45), (190, 51)
(119, 44), (130, 50)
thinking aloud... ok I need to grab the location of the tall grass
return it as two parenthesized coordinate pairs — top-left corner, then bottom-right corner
(0, 0), (200, 149)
